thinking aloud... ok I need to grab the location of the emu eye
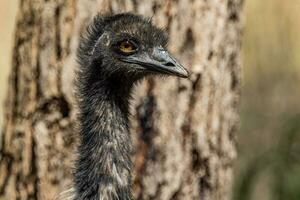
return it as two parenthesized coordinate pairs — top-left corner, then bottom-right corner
(118, 40), (137, 54)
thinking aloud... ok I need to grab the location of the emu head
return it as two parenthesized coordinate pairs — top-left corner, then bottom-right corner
(78, 13), (189, 82)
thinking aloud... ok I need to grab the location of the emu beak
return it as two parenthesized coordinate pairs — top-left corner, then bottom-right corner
(123, 47), (189, 78)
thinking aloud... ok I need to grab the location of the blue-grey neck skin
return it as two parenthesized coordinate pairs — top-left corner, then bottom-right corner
(74, 71), (134, 200)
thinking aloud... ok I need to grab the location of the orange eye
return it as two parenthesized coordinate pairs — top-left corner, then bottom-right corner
(119, 40), (136, 54)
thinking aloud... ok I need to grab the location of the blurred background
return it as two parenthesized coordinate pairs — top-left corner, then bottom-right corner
(0, 0), (299, 199)
(0, 0), (18, 130)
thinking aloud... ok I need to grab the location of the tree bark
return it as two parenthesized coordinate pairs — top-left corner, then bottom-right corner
(0, 0), (242, 199)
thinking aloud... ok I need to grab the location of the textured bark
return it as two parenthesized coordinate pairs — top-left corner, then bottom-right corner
(0, 0), (242, 200)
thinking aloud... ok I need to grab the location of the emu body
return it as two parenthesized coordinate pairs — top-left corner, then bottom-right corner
(74, 13), (188, 200)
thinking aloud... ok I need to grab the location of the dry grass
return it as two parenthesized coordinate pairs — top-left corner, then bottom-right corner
(241, 0), (300, 157)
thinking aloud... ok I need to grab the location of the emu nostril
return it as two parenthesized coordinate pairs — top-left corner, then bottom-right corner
(165, 62), (175, 67)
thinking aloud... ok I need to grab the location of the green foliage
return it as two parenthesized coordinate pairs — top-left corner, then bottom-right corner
(234, 115), (300, 200)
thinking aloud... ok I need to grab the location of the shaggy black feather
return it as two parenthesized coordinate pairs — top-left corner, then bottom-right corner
(74, 13), (184, 200)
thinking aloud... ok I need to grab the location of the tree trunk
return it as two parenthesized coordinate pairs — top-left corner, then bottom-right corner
(0, 0), (242, 199)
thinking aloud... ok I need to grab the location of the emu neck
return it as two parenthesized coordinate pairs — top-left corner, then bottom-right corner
(75, 75), (133, 200)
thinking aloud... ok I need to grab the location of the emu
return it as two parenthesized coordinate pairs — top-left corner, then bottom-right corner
(74, 13), (189, 200)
